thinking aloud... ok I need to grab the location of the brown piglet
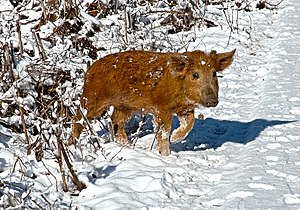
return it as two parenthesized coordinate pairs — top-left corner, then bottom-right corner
(72, 49), (236, 156)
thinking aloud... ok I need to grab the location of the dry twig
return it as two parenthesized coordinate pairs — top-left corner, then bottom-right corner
(16, 14), (23, 55)
(32, 30), (46, 61)
(56, 128), (68, 192)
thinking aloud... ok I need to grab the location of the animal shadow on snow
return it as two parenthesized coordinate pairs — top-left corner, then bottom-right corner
(96, 115), (294, 153)
(0, 132), (11, 148)
(0, 133), (12, 172)
(171, 118), (295, 152)
(87, 165), (117, 183)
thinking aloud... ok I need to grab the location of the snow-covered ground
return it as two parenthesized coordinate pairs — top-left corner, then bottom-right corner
(1, 0), (300, 209)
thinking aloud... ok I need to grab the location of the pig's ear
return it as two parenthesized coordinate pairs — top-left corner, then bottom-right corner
(168, 55), (190, 78)
(215, 49), (236, 71)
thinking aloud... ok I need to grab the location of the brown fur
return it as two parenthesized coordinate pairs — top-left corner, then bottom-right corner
(72, 49), (236, 156)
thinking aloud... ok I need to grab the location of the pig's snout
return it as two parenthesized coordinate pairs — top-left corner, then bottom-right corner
(202, 88), (219, 107)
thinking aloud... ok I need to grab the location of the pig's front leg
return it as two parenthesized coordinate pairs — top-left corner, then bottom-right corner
(111, 108), (131, 145)
(154, 112), (172, 156)
(170, 111), (195, 144)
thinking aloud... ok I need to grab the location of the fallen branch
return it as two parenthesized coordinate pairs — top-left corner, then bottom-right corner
(57, 127), (86, 191)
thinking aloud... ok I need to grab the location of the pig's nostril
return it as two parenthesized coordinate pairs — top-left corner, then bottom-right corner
(205, 100), (218, 107)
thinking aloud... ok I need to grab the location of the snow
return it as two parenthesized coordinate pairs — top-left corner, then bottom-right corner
(1, 0), (300, 209)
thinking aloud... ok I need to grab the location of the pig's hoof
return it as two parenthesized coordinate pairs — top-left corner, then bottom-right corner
(159, 146), (170, 156)
(170, 132), (186, 144)
(170, 136), (183, 144)
(67, 136), (77, 145)
(116, 138), (130, 146)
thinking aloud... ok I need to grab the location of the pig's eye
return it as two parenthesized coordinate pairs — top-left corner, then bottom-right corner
(213, 72), (217, 78)
(192, 72), (200, 80)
